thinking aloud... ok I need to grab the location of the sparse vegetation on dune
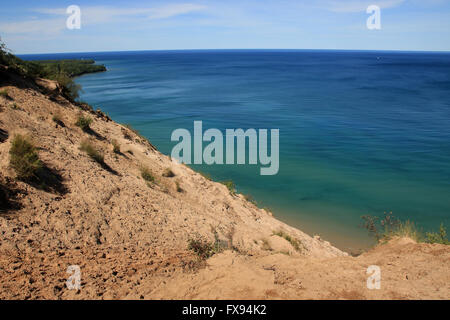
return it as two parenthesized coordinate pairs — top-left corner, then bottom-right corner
(75, 115), (93, 132)
(9, 134), (42, 181)
(188, 233), (227, 260)
(140, 166), (155, 183)
(1, 38), (105, 102)
(79, 139), (104, 164)
(221, 180), (236, 195)
(361, 212), (449, 245)
(273, 230), (304, 252)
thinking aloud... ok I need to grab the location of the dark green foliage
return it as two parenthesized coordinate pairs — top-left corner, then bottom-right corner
(32, 59), (106, 78)
(54, 73), (82, 101)
(9, 135), (42, 180)
(1, 40), (43, 79)
(1, 38), (105, 101)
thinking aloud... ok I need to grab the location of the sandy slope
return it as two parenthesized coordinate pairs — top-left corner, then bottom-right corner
(0, 70), (448, 300)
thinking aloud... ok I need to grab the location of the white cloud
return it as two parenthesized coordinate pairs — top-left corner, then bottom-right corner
(0, 18), (66, 35)
(325, 0), (406, 13)
(0, 3), (206, 35)
(33, 3), (206, 23)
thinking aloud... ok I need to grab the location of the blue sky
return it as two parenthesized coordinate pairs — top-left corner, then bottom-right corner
(1, 0), (450, 54)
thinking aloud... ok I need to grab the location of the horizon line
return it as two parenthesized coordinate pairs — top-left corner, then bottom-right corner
(16, 48), (450, 56)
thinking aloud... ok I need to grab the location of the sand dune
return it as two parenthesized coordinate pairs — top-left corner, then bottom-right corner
(0, 69), (448, 300)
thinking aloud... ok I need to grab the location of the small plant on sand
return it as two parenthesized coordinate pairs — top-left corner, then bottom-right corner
(75, 115), (93, 132)
(273, 230), (303, 252)
(425, 223), (449, 245)
(79, 139), (104, 164)
(0, 89), (9, 98)
(9, 134), (42, 180)
(221, 180), (236, 195)
(361, 212), (449, 244)
(111, 139), (120, 154)
(188, 233), (226, 260)
(162, 168), (175, 178)
(140, 166), (155, 183)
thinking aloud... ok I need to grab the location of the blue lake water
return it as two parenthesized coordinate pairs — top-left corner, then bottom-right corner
(21, 50), (450, 251)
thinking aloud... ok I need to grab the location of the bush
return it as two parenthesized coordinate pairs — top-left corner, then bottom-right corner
(426, 224), (449, 245)
(140, 167), (155, 183)
(9, 135), (42, 180)
(361, 212), (449, 244)
(80, 140), (104, 164)
(75, 115), (93, 132)
(55, 73), (82, 101)
(188, 235), (226, 260)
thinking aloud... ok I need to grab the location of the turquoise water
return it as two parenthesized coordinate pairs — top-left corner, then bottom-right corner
(22, 50), (450, 250)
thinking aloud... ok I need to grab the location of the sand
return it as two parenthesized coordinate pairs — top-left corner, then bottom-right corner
(0, 68), (448, 300)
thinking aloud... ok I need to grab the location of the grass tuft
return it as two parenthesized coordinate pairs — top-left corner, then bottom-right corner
(140, 167), (155, 183)
(9, 134), (42, 180)
(273, 230), (303, 252)
(188, 234), (227, 260)
(79, 139), (104, 164)
(221, 180), (236, 195)
(361, 212), (449, 245)
(75, 115), (93, 132)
